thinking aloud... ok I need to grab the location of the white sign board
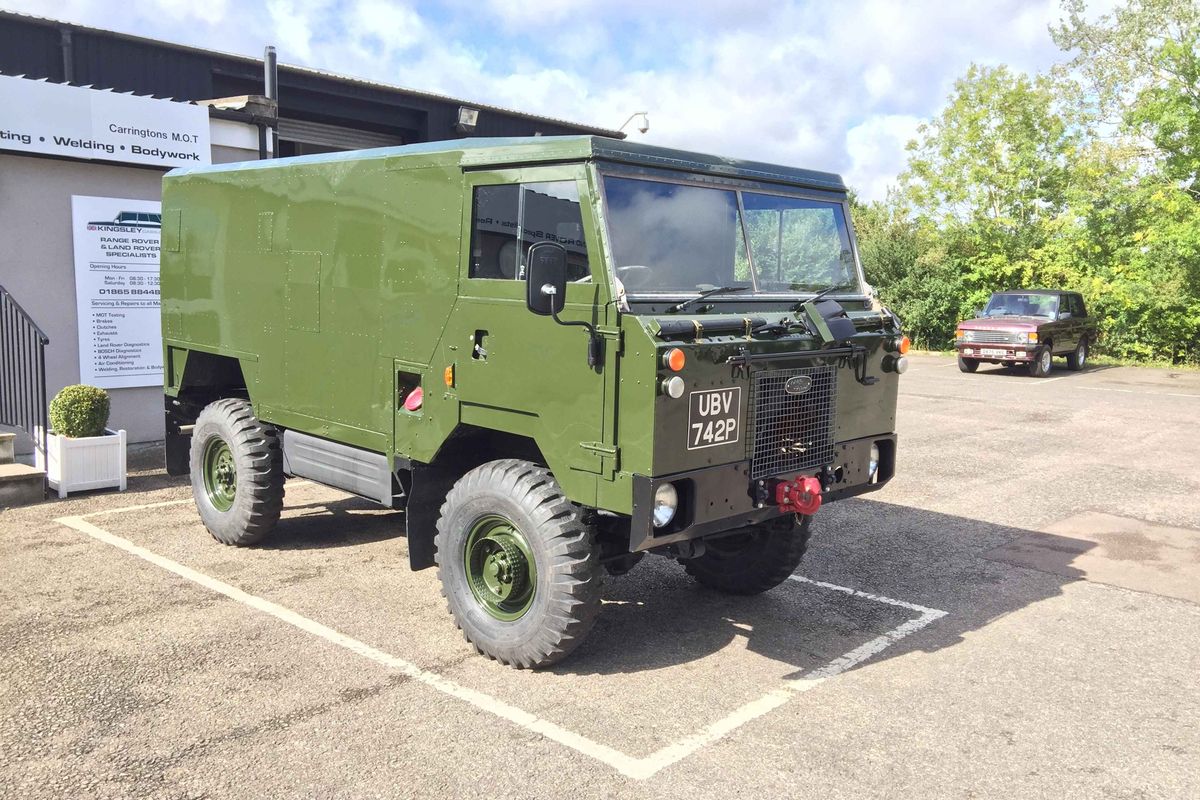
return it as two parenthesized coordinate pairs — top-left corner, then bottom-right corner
(0, 75), (210, 168)
(71, 196), (163, 389)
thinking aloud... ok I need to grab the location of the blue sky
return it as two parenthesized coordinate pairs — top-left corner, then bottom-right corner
(6, 0), (1096, 200)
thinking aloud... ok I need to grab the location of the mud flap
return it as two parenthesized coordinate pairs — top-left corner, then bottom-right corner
(405, 463), (458, 570)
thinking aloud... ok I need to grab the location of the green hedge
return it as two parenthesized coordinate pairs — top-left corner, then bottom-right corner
(49, 384), (111, 438)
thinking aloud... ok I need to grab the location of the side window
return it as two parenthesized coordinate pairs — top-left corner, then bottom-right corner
(1073, 294), (1087, 317)
(469, 185), (521, 279)
(469, 181), (590, 281)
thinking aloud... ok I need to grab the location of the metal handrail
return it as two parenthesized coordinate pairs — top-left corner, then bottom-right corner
(0, 284), (50, 496)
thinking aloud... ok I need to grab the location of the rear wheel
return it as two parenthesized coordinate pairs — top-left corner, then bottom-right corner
(682, 515), (812, 595)
(435, 459), (602, 668)
(1027, 346), (1052, 377)
(958, 356), (979, 373)
(189, 398), (284, 546)
(1067, 339), (1088, 371)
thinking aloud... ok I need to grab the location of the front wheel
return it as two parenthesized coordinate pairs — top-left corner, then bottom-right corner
(435, 460), (602, 668)
(1067, 339), (1088, 371)
(682, 515), (813, 595)
(1027, 346), (1053, 377)
(958, 356), (979, 373)
(189, 398), (285, 546)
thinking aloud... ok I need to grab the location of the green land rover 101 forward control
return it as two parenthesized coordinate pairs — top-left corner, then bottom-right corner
(160, 136), (908, 668)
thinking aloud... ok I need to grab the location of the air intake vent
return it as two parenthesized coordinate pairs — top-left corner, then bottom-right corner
(748, 365), (837, 480)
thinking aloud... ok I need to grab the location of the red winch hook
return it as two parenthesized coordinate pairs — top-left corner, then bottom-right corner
(775, 476), (823, 515)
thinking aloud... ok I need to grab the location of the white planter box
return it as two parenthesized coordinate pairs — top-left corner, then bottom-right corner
(36, 428), (127, 499)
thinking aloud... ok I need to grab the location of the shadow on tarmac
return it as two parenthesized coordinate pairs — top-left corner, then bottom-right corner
(560, 498), (1094, 676)
(240, 491), (1094, 678)
(966, 362), (1117, 380)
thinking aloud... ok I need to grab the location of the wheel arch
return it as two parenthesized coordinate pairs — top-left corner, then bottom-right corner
(165, 349), (254, 476)
(404, 426), (547, 571)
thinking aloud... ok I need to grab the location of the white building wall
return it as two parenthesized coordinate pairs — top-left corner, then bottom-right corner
(0, 120), (260, 445)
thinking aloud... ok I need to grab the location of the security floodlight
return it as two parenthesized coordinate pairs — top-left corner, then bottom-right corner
(456, 106), (479, 133)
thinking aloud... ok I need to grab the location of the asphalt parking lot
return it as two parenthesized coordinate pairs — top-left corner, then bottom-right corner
(3, 352), (1199, 799)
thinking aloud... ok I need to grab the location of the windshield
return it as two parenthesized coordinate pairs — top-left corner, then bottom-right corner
(601, 175), (861, 297)
(983, 293), (1059, 318)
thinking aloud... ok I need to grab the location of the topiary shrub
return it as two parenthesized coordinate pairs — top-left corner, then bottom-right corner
(49, 384), (111, 438)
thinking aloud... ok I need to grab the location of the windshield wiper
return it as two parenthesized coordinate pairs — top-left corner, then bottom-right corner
(668, 286), (750, 313)
(789, 285), (841, 311)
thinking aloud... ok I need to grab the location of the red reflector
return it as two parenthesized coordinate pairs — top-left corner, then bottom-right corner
(403, 386), (424, 411)
(775, 476), (822, 515)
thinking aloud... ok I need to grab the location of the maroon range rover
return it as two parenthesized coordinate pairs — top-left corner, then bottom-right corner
(955, 290), (1096, 377)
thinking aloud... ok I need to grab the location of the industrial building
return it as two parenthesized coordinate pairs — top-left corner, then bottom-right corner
(0, 10), (621, 459)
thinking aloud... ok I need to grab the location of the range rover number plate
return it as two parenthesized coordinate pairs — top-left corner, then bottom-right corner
(687, 387), (741, 450)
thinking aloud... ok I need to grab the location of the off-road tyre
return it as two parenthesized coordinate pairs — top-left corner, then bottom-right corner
(189, 398), (284, 546)
(1066, 339), (1088, 371)
(1027, 346), (1052, 377)
(682, 514), (813, 595)
(958, 356), (979, 373)
(435, 459), (602, 669)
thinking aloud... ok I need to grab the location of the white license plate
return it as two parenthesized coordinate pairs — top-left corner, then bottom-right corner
(687, 387), (741, 450)
(981, 348), (1009, 357)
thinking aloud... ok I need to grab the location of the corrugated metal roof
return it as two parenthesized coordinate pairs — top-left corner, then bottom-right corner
(0, 9), (625, 138)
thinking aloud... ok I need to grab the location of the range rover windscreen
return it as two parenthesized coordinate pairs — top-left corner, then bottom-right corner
(600, 174), (863, 303)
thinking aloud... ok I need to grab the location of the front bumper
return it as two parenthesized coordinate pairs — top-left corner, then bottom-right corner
(956, 342), (1037, 362)
(628, 433), (897, 551)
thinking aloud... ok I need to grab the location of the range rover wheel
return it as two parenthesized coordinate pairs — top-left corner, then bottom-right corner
(1027, 346), (1053, 377)
(1067, 339), (1088, 371)
(682, 514), (812, 595)
(189, 398), (285, 546)
(958, 356), (979, 373)
(435, 459), (602, 669)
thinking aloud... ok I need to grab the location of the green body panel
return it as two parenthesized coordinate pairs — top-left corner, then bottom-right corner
(162, 136), (900, 523)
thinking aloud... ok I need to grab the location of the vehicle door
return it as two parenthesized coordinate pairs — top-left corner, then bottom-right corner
(1042, 294), (1070, 353)
(1070, 294), (1092, 346)
(451, 166), (617, 501)
(1059, 294), (1084, 352)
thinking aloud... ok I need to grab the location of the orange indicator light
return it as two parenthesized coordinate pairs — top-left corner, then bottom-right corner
(664, 348), (686, 372)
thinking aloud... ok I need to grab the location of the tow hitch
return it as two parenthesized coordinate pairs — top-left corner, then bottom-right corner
(774, 475), (823, 515)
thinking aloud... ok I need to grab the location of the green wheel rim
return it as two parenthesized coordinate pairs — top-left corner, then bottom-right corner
(202, 436), (237, 512)
(464, 515), (537, 621)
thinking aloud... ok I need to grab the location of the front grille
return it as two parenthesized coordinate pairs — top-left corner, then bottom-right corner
(967, 331), (1016, 344)
(748, 365), (837, 480)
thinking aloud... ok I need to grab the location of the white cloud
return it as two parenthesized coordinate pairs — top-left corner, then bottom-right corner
(4, 0), (1072, 200)
(845, 114), (924, 203)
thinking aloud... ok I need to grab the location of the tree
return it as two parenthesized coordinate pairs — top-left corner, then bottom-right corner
(900, 64), (1080, 237)
(1053, 0), (1200, 191)
(851, 2), (1200, 363)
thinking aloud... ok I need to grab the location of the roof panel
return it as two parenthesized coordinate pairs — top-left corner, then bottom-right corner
(168, 135), (847, 193)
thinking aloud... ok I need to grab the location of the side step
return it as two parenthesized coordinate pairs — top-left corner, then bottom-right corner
(281, 430), (396, 507)
(0, 463), (46, 508)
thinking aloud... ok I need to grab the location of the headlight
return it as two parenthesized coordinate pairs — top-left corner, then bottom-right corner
(957, 329), (974, 342)
(869, 444), (880, 479)
(1027, 332), (1038, 343)
(652, 483), (678, 528)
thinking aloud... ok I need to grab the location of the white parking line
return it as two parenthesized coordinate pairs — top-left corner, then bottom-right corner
(56, 506), (948, 781)
(1077, 385), (1200, 399)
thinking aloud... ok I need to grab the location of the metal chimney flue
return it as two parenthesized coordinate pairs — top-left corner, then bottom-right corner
(264, 45), (278, 158)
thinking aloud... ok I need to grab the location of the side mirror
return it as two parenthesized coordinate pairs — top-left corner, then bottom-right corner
(526, 242), (568, 317)
(1058, 311), (1072, 320)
